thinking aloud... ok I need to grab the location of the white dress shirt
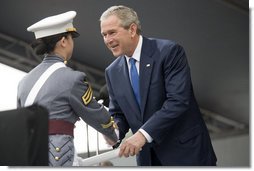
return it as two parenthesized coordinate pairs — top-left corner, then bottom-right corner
(124, 36), (153, 143)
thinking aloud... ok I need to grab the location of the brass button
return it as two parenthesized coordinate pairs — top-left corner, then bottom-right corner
(55, 156), (60, 161)
(55, 147), (60, 152)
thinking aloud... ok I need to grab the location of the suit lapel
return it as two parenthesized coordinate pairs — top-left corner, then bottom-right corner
(140, 37), (155, 117)
(117, 57), (141, 115)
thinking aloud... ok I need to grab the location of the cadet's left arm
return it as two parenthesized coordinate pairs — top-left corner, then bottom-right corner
(69, 72), (118, 143)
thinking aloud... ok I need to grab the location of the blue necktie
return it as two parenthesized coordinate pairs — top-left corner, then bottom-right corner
(129, 58), (141, 107)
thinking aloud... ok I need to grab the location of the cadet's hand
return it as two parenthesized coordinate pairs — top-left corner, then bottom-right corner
(103, 134), (118, 146)
(119, 131), (146, 157)
(103, 128), (119, 146)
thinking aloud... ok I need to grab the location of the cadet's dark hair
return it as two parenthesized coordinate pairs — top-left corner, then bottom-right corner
(31, 32), (69, 55)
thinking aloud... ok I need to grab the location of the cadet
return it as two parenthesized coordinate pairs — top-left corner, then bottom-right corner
(17, 11), (118, 166)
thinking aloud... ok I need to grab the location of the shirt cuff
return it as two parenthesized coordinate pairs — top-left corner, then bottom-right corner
(139, 129), (153, 143)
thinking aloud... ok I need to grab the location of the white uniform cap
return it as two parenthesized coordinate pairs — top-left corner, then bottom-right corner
(27, 11), (79, 39)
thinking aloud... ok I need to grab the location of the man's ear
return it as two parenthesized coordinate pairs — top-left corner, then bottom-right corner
(129, 23), (137, 37)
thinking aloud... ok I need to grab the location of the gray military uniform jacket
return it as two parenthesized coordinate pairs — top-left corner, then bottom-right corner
(17, 55), (117, 166)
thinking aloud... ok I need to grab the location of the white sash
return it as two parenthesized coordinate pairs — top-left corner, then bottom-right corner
(24, 62), (66, 107)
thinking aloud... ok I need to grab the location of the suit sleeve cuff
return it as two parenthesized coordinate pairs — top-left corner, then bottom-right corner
(139, 129), (153, 143)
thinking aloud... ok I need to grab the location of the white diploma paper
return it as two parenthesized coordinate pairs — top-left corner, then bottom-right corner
(79, 148), (120, 166)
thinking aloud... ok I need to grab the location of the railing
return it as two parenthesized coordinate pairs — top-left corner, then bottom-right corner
(73, 121), (119, 166)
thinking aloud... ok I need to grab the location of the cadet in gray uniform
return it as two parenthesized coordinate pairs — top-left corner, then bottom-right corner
(17, 11), (118, 166)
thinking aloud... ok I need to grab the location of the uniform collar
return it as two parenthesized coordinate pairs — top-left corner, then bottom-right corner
(43, 54), (65, 63)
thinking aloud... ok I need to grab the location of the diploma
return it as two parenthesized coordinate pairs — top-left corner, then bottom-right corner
(79, 148), (120, 166)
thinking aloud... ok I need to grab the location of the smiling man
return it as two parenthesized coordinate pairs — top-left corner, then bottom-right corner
(100, 5), (217, 166)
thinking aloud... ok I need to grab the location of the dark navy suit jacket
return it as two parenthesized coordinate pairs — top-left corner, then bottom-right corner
(105, 37), (217, 166)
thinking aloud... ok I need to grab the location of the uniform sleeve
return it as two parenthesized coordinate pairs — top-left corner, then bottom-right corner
(69, 72), (118, 142)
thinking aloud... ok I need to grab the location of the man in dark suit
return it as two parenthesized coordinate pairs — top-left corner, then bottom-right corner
(100, 5), (217, 166)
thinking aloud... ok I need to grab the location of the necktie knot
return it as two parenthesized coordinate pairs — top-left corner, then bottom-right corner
(129, 58), (136, 66)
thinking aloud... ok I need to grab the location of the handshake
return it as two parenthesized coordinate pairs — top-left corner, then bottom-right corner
(97, 85), (146, 157)
(103, 125), (146, 158)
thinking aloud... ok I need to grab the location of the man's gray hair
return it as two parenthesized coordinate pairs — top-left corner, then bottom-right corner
(100, 5), (142, 34)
